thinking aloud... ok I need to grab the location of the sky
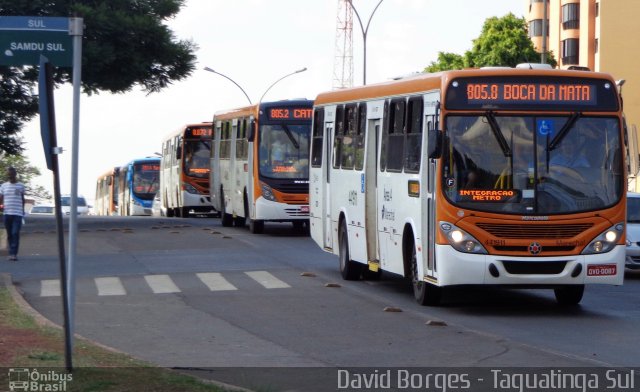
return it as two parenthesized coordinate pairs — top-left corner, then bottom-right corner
(21, 0), (525, 204)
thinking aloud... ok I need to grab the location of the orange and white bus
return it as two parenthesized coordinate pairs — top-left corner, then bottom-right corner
(160, 122), (215, 217)
(210, 100), (313, 233)
(94, 167), (120, 215)
(310, 65), (628, 306)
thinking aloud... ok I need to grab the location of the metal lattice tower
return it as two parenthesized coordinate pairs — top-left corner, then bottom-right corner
(332, 0), (353, 90)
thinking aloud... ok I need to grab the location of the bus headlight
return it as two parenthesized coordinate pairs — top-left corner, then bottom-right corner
(582, 222), (624, 255)
(439, 221), (487, 254)
(260, 182), (276, 201)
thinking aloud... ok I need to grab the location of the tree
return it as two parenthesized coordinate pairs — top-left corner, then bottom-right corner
(0, 0), (197, 154)
(424, 13), (557, 72)
(0, 153), (51, 200)
(425, 52), (465, 73)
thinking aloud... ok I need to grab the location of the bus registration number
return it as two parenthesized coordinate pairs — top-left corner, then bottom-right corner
(587, 264), (617, 276)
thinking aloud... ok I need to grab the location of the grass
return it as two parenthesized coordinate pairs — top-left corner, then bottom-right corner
(0, 287), (237, 391)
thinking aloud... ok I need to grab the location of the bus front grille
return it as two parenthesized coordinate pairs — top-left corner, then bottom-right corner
(476, 223), (593, 239)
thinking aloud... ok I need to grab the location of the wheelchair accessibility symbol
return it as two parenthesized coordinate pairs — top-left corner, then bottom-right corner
(538, 120), (554, 136)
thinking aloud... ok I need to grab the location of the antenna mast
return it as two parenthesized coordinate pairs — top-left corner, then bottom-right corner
(332, 0), (354, 89)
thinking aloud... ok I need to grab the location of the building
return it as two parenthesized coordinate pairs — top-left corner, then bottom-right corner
(525, 0), (640, 188)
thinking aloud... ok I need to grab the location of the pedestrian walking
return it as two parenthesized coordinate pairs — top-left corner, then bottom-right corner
(0, 167), (25, 261)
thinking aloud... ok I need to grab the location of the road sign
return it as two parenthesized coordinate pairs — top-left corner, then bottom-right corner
(0, 16), (72, 66)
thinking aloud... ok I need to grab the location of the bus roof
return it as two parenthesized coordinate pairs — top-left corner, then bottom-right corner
(213, 99), (313, 121)
(313, 67), (618, 106)
(161, 122), (212, 141)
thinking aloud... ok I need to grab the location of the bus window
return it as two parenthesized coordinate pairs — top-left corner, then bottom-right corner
(259, 124), (310, 179)
(184, 139), (211, 178)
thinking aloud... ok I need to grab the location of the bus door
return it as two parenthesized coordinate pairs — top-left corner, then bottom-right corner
(421, 92), (440, 279)
(210, 122), (222, 212)
(365, 113), (381, 266)
(323, 121), (334, 250)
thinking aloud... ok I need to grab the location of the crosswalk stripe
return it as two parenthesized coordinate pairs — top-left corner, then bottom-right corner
(196, 272), (238, 291)
(245, 271), (291, 289)
(41, 279), (61, 297)
(95, 277), (126, 296)
(144, 274), (181, 294)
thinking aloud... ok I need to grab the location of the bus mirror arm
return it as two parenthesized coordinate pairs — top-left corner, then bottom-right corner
(248, 119), (257, 142)
(427, 128), (443, 159)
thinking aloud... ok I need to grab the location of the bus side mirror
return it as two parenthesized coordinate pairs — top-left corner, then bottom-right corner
(248, 119), (256, 142)
(176, 145), (182, 160)
(427, 128), (442, 159)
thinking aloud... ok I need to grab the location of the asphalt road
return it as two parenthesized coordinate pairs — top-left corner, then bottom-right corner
(3, 215), (640, 390)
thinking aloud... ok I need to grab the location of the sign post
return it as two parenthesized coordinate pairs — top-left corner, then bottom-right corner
(2, 15), (82, 371)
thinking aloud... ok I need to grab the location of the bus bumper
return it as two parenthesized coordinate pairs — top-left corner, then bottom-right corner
(181, 192), (214, 213)
(432, 244), (625, 287)
(254, 197), (309, 221)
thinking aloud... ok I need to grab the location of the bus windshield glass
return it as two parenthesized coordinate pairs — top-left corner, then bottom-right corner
(258, 124), (310, 179)
(183, 139), (211, 178)
(133, 163), (159, 200)
(442, 115), (623, 214)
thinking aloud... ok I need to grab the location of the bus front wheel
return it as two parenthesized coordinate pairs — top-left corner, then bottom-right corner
(249, 219), (264, 234)
(554, 285), (584, 306)
(339, 223), (361, 280)
(220, 189), (233, 227)
(409, 239), (441, 306)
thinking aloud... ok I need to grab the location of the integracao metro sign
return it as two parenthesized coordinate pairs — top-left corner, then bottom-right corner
(0, 16), (72, 66)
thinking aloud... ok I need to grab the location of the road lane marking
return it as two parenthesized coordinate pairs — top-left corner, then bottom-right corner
(245, 271), (291, 289)
(196, 272), (237, 291)
(95, 277), (126, 296)
(144, 274), (181, 294)
(41, 279), (61, 297)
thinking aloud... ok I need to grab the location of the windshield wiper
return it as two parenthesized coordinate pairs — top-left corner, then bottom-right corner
(485, 111), (511, 157)
(548, 112), (581, 151)
(282, 124), (299, 149)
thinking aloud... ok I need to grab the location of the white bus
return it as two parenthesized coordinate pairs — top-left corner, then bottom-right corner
(310, 66), (627, 306)
(160, 122), (215, 217)
(210, 100), (313, 233)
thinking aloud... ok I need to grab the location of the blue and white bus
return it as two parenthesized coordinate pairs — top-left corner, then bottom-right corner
(117, 157), (160, 216)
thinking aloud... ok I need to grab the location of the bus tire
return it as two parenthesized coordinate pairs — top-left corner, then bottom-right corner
(181, 207), (190, 217)
(234, 215), (246, 227)
(249, 219), (264, 234)
(339, 223), (361, 280)
(409, 238), (441, 306)
(221, 189), (233, 227)
(554, 285), (584, 306)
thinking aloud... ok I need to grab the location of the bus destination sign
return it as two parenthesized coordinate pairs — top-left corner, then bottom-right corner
(446, 76), (619, 111)
(267, 108), (313, 121)
(186, 126), (212, 138)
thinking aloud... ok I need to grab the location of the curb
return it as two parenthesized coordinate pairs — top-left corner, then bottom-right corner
(0, 272), (252, 392)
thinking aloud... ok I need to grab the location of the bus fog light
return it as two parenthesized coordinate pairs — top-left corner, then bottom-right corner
(593, 241), (604, 252)
(464, 241), (475, 252)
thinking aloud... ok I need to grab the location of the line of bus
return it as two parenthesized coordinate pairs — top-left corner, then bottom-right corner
(116, 157), (160, 216)
(210, 99), (313, 233)
(160, 122), (215, 217)
(310, 64), (628, 306)
(94, 167), (120, 216)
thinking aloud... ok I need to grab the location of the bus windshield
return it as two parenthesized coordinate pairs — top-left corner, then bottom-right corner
(183, 139), (211, 178)
(258, 124), (310, 179)
(133, 163), (159, 200)
(443, 115), (623, 214)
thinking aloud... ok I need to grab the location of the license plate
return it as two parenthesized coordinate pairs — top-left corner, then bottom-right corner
(587, 264), (617, 276)
(300, 205), (309, 213)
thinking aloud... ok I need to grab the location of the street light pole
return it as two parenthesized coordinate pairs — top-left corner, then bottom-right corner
(203, 66), (252, 105)
(258, 67), (308, 104)
(348, 0), (383, 86)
